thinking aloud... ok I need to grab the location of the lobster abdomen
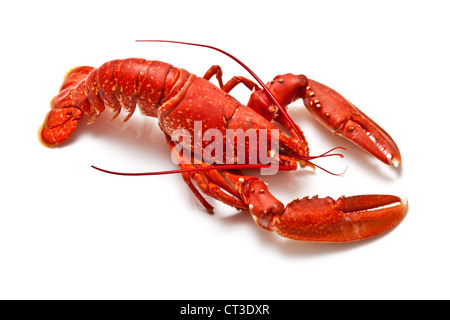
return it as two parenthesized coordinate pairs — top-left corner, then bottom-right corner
(52, 59), (180, 120)
(42, 59), (187, 145)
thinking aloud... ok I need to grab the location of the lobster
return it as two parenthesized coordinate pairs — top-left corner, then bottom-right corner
(40, 41), (407, 243)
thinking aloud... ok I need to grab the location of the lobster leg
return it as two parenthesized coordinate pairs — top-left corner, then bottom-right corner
(164, 132), (249, 213)
(203, 66), (307, 142)
(203, 65), (260, 93)
(165, 131), (289, 219)
(202, 65), (224, 88)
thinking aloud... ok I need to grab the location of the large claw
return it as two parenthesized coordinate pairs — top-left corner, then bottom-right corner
(245, 179), (407, 242)
(303, 79), (402, 167)
(270, 195), (407, 242)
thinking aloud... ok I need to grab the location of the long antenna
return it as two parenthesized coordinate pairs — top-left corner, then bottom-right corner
(91, 162), (346, 177)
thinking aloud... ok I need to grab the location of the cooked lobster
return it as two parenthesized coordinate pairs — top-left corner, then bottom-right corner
(40, 41), (407, 242)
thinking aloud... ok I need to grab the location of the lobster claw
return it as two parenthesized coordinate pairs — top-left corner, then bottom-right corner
(269, 195), (407, 242)
(303, 79), (402, 167)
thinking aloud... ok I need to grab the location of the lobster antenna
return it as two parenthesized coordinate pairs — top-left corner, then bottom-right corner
(92, 164), (291, 176)
(91, 161), (347, 177)
(304, 147), (346, 160)
(135, 40), (304, 142)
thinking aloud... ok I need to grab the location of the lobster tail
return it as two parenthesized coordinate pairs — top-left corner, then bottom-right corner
(93, 59), (174, 120)
(40, 66), (94, 145)
(40, 107), (83, 145)
(40, 59), (179, 146)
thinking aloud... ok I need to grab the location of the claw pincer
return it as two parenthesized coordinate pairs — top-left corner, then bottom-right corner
(267, 194), (406, 242)
(302, 79), (402, 167)
(243, 178), (406, 242)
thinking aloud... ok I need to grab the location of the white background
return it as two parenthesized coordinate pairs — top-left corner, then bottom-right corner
(1, 0), (449, 299)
